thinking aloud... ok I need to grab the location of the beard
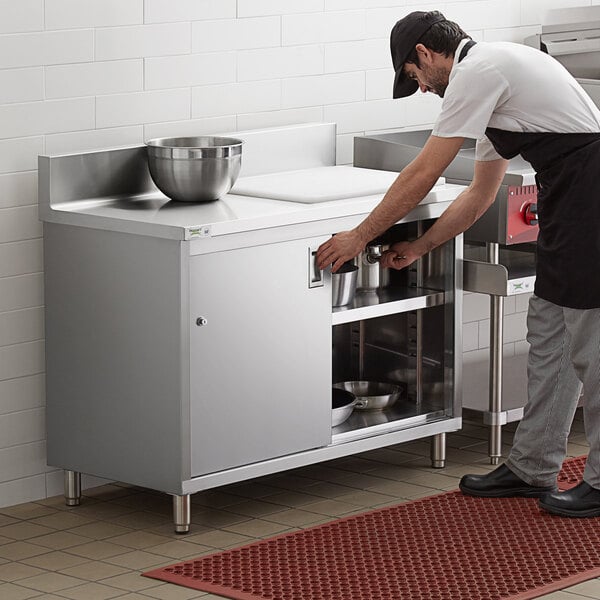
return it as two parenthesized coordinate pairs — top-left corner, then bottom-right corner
(422, 65), (450, 97)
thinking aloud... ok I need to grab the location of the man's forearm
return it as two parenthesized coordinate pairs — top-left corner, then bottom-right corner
(355, 162), (439, 244)
(315, 136), (468, 272)
(411, 185), (494, 257)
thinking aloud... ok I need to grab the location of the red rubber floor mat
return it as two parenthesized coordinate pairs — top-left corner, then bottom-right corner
(144, 456), (600, 600)
(557, 455), (586, 490)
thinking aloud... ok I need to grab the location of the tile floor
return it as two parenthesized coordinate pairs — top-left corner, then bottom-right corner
(0, 411), (598, 600)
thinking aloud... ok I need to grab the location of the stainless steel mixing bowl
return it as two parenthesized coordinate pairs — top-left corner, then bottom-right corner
(333, 381), (402, 411)
(146, 136), (243, 202)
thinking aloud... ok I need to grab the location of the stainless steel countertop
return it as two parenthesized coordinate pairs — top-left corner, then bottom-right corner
(38, 125), (467, 242)
(44, 181), (466, 241)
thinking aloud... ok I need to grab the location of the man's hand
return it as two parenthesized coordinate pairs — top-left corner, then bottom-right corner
(379, 241), (420, 270)
(316, 230), (365, 272)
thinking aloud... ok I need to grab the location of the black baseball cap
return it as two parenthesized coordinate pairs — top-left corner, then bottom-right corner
(390, 11), (446, 99)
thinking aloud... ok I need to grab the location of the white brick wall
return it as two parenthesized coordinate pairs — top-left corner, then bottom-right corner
(0, 0), (588, 508)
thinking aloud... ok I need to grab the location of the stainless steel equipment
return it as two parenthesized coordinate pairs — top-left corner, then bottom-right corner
(146, 136), (243, 202)
(525, 5), (600, 109)
(355, 130), (538, 464)
(357, 244), (390, 291)
(334, 381), (403, 411)
(332, 262), (358, 307)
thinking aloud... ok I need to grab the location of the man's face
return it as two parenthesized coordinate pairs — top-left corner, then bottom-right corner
(403, 59), (450, 98)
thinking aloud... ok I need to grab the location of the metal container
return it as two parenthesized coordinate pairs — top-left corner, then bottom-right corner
(332, 262), (358, 307)
(146, 136), (243, 202)
(334, 381), (403, 411)
(357, 244), (390, 291)
(332, 387), (356, 427)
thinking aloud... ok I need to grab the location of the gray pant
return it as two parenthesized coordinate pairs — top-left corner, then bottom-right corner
(506, 295), (600, 489)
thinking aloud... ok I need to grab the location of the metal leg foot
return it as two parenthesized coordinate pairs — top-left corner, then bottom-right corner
(173, 494), (191, 534)
(64, 470), (81, 506)
(430, 432), (446, 468)
(489, 422), (503, 465)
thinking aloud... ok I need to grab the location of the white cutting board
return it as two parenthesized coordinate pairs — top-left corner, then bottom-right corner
(231, 166), (402, 203)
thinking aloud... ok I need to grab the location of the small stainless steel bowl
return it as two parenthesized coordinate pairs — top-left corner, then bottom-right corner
(146, 136), (243, 202)
(332, 387), (356, 427)
(332, 262), (358, 307)
(333, 381), (402, 411)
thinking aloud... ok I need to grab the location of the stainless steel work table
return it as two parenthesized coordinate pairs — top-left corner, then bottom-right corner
(39, 123), (467, 532)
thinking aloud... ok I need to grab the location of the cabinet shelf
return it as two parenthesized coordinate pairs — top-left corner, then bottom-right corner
(332, 286), (445, 325)
(331, 397), (448, 444)
(463, 244), (536, 296)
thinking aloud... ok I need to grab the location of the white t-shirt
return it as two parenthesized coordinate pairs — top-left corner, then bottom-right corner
(432, 39), (600, 160)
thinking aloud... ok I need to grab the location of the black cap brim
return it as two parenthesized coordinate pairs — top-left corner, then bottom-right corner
(393, 68), (419, 99)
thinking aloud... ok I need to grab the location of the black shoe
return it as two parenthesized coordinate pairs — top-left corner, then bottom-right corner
(459, 464), (558, 498)
(539, 481), (600, 517)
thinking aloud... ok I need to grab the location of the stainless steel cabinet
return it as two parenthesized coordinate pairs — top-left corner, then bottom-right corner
(188, 238), (332, 476)
(44, 222), (462, 534)
(40, 125), (466, 534)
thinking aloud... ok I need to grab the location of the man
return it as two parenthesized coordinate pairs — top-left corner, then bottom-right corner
(316, 10), (600, 517)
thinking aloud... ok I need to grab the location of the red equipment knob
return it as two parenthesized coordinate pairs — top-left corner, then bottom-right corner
(523, 202), (538, 226)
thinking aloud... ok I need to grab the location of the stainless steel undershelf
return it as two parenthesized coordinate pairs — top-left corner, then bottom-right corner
(463, 244), (536, 296)
(331, 399), (447, 443)
(463, 260), (535, 296)
(332, 287), (445, 325)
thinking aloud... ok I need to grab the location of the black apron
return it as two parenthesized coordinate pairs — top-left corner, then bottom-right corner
(459, 41), (600, 309)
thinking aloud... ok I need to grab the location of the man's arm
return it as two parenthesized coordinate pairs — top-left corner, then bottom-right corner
(380, 157), (509, 269)
(316, 135), (465, 272)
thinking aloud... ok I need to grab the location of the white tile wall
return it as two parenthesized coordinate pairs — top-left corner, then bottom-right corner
(237, 45), (324, 81)
(0, 0), (44, 34)
(238, 0), (324, 17)
(0, 98), (95, 139)
(282, 11), (366, 45)
(520, 0), (589, 25)
(0, 308), (44, 347)
(192, 80), (281, 118)
(0, 68), (44, 104)
(95, 23), (190, 61)
(192, 17), (280, 53)
(0, 341), (45, 381)
(0, 30), (94, 69)
(281, 72), (365, 108)
(0, 240), (43, 278)
(0, 172), (38, 209)
(145, 53), (236, 90)
(145, 0), (236, 23)
(96, 89), (190, 128)
(46, 60), (144, 99)
(0, 374), (45, 415)
(0, 138), (44, 174)
(0, 207), (43, 244)
(0, 0), (586, 507)
(44, 0), (143, 30)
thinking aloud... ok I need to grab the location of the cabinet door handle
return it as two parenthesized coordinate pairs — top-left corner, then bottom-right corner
(308, 247), (324, 288)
